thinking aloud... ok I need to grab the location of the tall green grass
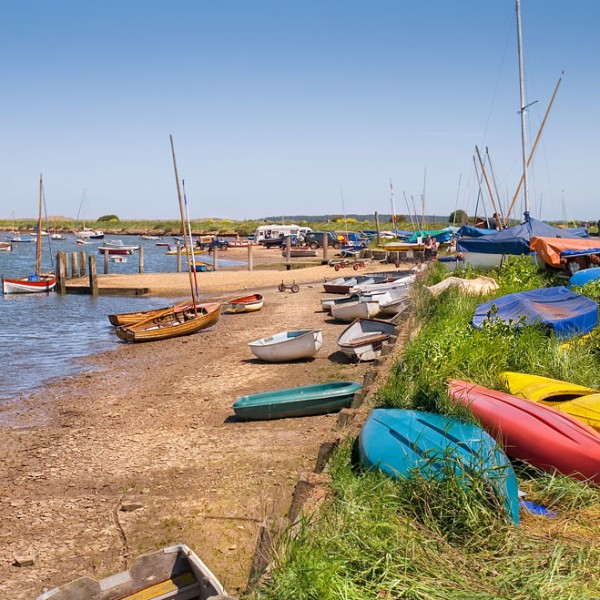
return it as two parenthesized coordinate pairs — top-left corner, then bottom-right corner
(248, 256), (600, 599)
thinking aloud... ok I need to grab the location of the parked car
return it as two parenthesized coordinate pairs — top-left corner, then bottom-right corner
(304, 231), (342, 249)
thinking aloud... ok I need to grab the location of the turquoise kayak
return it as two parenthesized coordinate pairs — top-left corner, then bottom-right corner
(359, 409), (520, 525)
(233, 381), (362, 420)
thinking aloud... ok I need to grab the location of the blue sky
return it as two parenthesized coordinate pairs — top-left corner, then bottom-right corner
(1, 1), (599, 222)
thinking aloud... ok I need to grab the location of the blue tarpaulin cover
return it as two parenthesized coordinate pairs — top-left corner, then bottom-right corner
(472, 286), (598, 339)
(458, 214), (587, 255)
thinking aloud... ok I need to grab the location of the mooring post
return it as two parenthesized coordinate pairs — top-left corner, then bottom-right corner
(213, 246), (219, 271)
(177, 245), (182, 273)
(322, 232), (329, 262)
(138, 245), (144, 273)
(71, 252), (79, 279)
(89, 255), (98, 296)
(79, 251), (87, 277)
(103, 250), (109, 274)
(247, 244), (253, 271)
(56, 251), (66, 294)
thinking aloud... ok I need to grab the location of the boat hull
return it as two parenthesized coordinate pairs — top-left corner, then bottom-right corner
(502, 371), (600, 430)
(35, 544), (227, 600)
(223, 293), (264, 313)
(249, 329), (323, 362)
(337, 318), (396, 361)
(448, 379), (600, 484)
(115, 302), (221, 343)
(2, 274), (57, 294)
(359, 409), (520, 525)
(233, 381), (362, 420)
(330, 299), (381, 322)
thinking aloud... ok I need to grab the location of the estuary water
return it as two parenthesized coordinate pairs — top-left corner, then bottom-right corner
(0, 234), (239, 403)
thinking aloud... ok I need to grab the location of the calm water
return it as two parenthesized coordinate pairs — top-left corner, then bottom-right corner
(0, 234), (241, 402)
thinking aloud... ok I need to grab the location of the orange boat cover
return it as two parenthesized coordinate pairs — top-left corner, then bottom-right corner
(530, 236), (600, 267)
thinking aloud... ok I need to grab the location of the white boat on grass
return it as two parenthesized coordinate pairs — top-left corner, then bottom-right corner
(378, 287), (411, 316)
(337, 318), (397, 362)
(331, 298), (381, 322)
(249, 329), (323, 362)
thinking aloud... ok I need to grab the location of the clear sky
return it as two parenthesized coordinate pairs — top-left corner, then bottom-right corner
(1, 1), (599, 222)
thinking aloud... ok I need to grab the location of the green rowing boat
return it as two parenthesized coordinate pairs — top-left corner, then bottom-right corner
(233, 381), (362, 420)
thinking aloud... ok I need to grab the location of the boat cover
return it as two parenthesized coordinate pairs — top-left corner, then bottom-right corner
(456, 225), (498, 238)
(530, 236), (600, 267)
(405, 227), (453, 243)
(426, 276), (499, 296)
(472, 286), (598, 339)
(457, 213), (586, 255)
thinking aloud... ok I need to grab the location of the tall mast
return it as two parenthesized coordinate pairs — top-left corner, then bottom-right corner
(389, 178), (397, 233)
(170, 135), (198, 312)
(36, 174), (43, 275)
(516, 0), (529, 214)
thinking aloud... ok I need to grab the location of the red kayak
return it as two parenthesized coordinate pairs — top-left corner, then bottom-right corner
(448, 379), (600, 484)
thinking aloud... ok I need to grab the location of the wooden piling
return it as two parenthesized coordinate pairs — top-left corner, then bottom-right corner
(322, 232), (329, 261)
(56, 251), (67, 294)
(103, 250), (109, 274)
(79, 251), (87, 277)
(176, 245), (182, 273)
(71, 252), (79, 279)
(138, 245), (144, 273)
(247, 244), (253, 271)
(213, 247), (219, 271)
(89, 255), (98, 296)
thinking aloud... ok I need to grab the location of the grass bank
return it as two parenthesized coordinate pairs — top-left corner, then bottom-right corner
(249, 257), (600, 599)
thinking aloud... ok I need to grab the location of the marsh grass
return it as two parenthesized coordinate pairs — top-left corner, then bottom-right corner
(248, 256), (600, 599)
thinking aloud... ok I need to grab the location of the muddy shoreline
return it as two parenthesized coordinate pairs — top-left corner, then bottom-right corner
(0, 253), (413, 598)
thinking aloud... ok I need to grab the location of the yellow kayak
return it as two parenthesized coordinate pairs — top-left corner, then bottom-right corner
(501, 371), (600, 430)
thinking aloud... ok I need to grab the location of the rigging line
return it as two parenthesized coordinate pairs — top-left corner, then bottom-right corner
(480, 10), (516, 145)
(182, 179), (200, 298)
(41, 179), (55, 267)
(452, 173), (462, 227)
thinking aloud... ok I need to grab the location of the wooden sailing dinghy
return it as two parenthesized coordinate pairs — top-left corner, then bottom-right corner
(108, 299), (203, 327)
(115, 302), (221, 343)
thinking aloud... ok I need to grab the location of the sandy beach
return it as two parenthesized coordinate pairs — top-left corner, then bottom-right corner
(0, 250), (414, 599)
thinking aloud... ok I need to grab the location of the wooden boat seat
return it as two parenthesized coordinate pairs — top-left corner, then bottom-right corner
(343, 333), (390, 347)
(121, 571), (199, 599)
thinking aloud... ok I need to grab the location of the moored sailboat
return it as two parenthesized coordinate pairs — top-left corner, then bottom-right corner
(2, 174), (57, 294)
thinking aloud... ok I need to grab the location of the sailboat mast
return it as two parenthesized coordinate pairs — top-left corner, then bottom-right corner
(36, 174), (43, 275)
(389, 178), (397, 233)
(169, 135), (198, 313)
(516, 0), (530, 214)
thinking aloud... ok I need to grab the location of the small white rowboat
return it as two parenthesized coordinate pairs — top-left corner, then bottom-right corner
(249, 329), (323, 362)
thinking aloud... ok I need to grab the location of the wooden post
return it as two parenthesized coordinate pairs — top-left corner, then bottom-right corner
(247, 244), (253, 271)
(285, 235), (291, 265)
(213, 246), (219, 271)
(375, 211), (381, 246)
(177, 245), (182, 273)
(138, 245), (144, 273)
(79, 250), (87, 277)
(88, 255), (98, 296)
(322, 232), (329, 262)
(56, 251), (66, 294)
(103, 250), (109, 274)
(71, 252), (79, 279)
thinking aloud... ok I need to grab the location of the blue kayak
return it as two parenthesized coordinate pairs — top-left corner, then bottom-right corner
(358, 409), (520, 525)
(472, 286), (598, 340)
(570, 267), (600, 288)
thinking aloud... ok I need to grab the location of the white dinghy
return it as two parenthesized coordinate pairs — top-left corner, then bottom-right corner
(337, 318), (397, 362)
(249, 329), (323, 362)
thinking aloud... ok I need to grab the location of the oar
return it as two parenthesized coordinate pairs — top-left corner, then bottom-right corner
(125, 299), (196, 330)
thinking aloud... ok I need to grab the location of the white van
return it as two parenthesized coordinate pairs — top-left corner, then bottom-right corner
(253, 224), (312, 244)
